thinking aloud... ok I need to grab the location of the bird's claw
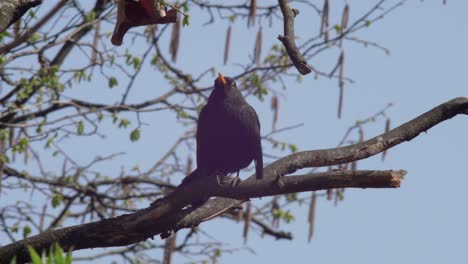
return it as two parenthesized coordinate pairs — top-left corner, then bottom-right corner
(274, 171), (285, 189)
(216, 174), (222, 185)
(231, 176), (241, 187)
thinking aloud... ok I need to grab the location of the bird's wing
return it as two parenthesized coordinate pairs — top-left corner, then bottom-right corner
(244, 105), (263, 179)
(233, 104), (260, 132)
(196, 104), (212, 168)
(250, 105), (261, 130)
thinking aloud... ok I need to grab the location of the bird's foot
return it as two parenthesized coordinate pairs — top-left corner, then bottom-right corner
(215, 174), (241, 187)
(274, 171), (286, 189)
(216, 173), (230, 186)
(231, 175), (241, 187)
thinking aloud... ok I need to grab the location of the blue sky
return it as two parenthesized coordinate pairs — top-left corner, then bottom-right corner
(207, 1), (468, 263)
(2, 1), (468, 263)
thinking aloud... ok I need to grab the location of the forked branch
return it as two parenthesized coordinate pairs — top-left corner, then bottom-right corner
(277, 0), (312, 75)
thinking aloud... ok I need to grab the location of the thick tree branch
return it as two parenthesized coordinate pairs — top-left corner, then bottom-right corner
(0, 0), (65, 55)
(0, 169), (401, 263)
(0, 0), (42, 33)
(213, 170), (404, 199)
(1, 96), (468, 263)
(277, 0), (312, 75)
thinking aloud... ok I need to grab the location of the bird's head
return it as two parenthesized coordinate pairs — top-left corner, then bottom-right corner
(208, 72), (243, 104)
(214, 72), (237, 90)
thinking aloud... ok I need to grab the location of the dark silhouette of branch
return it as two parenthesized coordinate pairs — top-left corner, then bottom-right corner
(0, 170), (403, 264)
(1, 96), (467, 263)
(0, 0), (66, 55)
(0, 0), (42, 33)
(277, 0), (312, 75)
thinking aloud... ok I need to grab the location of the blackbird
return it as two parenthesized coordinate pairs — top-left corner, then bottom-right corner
(183, 72), (263, 185)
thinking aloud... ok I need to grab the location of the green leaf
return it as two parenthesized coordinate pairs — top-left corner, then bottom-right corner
(51, 194), (63, 208)
(23, 225), (32, 238)
(182, 3), (189, 12)
(73, 70), (86, 83)
(53, 243), (65, 264)
(132, 57), (141, 69)
(182, 14), (190, 26)
(85, 11), (96, 22)
(112, 113), (119, 124)
(0, 129), (9, 141)
(77, 121), (84, 135)
(9, 255), (16, 264)
(45, 137), (54, 148)
(272, 208), (282, 218)
(0, 154), (9, 164)
(27, 246), (41, 264)
(334, 24), (343, 34)
(288, 144), (298, 153)
(19, 138), (29, 147)
(130, 129), (140, 142)
(0, 31), (11, 43)
(36, 124), (43, 134)
(108, 77), (118, 88)
(253, 86), (268, 101)
(28, 33), (40, 42)
(285, 193), (297, 202)
(132, 165), (141, 172)
(364, 20), (371, 27)
(119, 119), (131, 128)
(29, 10), (36, 18)
(13, 138), (29, 153)
(229, 15), (237, 23)
(97, 111), (104, 121)
(65, 249), (73, 264)
(46, 250), (53, 264)
(177, 110), (188, 119)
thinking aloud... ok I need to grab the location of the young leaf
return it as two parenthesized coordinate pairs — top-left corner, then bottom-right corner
(77, 121), (84, 135)
(23, 225), (32, 238)
(108, 77), (118, 88)
(51, 194), (63, 208)
(26, 246), (41, 264)
(182, 14), (190, 26)
(130, 129), (140, 142)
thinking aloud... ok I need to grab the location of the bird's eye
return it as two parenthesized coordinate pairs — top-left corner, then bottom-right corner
(231, 82), (237, 89)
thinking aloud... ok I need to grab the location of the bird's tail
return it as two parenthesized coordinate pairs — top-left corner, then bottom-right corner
(181, 168), (200, 186)
(255, 150), (263, 180)
(181, 168), (210, 207)
(151, 168), (201, 207)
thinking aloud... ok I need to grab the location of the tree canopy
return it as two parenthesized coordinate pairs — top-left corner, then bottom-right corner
(0, 1), (465, 263)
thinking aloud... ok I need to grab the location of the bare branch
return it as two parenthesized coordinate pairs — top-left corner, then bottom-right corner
(0, 169), (403, 264)
(277, 0), (312, 75)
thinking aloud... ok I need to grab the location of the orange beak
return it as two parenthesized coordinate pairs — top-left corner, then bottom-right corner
(218, 72), (227, 86)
